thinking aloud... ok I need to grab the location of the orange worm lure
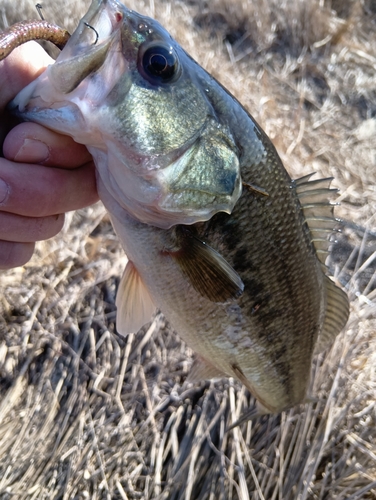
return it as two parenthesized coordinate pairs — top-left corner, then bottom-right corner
(0, 20), (70, 60)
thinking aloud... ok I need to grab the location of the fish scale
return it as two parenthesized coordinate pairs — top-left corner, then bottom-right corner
(6, 0), (349, 414)
(194, 181), (322, 410)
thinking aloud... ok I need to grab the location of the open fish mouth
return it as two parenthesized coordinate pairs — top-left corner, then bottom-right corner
(11, 0), (126, 124)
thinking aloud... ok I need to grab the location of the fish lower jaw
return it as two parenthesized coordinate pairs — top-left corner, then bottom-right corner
(11, 92), (90, 144)
(9, 79), (38, 114)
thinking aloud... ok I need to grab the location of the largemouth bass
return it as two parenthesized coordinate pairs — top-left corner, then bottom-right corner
(9, 0), (349, 414)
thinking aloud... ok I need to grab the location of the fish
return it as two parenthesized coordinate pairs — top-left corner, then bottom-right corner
(9, 0), (349, 414)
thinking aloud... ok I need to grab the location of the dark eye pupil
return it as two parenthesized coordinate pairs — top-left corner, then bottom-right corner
(142, 46), (176, 82)
(149, 54), (168, 73)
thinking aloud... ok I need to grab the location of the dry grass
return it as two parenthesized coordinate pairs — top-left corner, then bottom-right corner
(1, 0), (376, 498)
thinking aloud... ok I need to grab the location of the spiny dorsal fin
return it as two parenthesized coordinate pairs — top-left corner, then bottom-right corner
(168, 227), (244, 303)
(294, 172), (316, 185)
(294, 174), (340, 265)
(314, 275), (349, 354)
(115, 261), (156, 335)
(295, 176), (334, 193)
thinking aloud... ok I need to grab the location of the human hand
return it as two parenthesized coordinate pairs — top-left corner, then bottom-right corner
(0, 42), (99, 269)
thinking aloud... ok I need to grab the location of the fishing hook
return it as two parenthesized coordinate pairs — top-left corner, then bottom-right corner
(84, 22), (99, 45)
(35, 3), (45, 21)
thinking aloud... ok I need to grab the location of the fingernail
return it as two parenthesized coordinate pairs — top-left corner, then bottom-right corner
(14, 139), (50, 163)
(0, 178), (9, 205)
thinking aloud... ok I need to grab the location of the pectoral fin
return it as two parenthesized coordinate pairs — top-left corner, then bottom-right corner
(115, 261), (156, 335)
(168, 227), (244, 302)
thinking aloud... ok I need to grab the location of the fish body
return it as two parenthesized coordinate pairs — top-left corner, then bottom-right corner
(10, 0), (349, 413)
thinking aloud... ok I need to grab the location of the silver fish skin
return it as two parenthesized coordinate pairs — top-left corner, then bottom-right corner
(10, 0), (349, 414)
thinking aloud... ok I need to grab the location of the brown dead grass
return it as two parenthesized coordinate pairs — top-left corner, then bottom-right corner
(1, 0), (376, 498)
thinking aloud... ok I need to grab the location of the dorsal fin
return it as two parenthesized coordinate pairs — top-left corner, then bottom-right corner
(115, 261), (156, 335)
(294, 174), (340, 265)
(314, 275), (350, 354)
(294, 172), (316, 185)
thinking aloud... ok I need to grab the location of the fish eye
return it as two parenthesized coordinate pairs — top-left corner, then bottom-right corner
(138, 43), (180, 84)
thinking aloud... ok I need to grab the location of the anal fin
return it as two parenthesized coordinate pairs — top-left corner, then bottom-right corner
(187, 357), (226, 382)
(314, 275), (349, 354)
(116, 260), (156, 335)
(231, 364), (256, 394)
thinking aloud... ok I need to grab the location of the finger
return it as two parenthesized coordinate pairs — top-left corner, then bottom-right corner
(3, 122), (92, 168)
(0, 211), (65, 242)
(0, 158), (99, 217)
(0, 42), (53, 110)
(0, 241), (35, 270)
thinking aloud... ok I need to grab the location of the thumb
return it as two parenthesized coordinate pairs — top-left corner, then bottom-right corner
(0, 41), (53, 111)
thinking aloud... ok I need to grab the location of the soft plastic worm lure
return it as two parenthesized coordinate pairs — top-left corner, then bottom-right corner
(0, 20), (70, 60)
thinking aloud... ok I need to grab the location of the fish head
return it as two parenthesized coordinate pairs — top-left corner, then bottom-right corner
(11, 0), (242, 228)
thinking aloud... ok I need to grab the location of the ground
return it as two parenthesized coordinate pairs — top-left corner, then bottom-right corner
(1, 0), (376, 498)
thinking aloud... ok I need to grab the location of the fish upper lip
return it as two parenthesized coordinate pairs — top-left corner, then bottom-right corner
(55, 0), (125, 60)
